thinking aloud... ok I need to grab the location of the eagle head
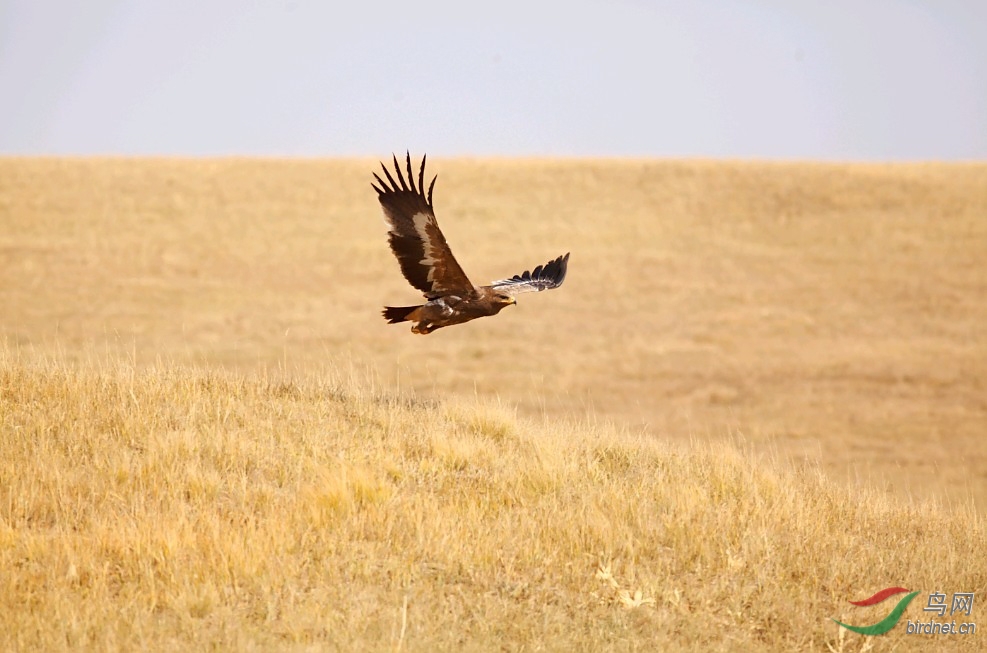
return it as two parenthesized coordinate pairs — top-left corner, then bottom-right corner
(487, 291), (516, 313)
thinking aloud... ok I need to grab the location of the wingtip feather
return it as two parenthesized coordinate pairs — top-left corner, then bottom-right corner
(380, 161), (398, 191)
(374, 152), (436, 205)
(405, 151), (416, 193)
(372, 171), (389, 193)
(392, 154), (408, 190)
(418, 154), (426, 198)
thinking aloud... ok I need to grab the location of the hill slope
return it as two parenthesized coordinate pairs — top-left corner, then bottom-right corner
(2, 158), (985, 510)
(2, 353), (983, 651)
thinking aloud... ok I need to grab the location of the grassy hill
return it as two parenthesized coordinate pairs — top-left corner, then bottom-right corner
(1, 158), (985, 512)
(1, 157), (985, 650)
(2, 353), (983, 651)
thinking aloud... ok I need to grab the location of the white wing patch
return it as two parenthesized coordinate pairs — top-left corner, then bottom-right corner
(433, 296), (458, 316)
(411, 211), (439, 283)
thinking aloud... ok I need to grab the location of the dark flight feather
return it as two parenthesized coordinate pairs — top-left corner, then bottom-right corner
(489, 253), (570, 295)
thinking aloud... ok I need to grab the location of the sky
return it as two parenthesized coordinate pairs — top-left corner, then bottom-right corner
(1, 0), (985, 160)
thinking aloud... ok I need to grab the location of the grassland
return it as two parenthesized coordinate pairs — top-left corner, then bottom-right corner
(2, 353), (984, 651)
(1, 158), (985, 650)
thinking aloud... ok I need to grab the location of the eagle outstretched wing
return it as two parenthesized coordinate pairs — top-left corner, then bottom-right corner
(372, 153), (474, 298)
(488, 252), (570, 296)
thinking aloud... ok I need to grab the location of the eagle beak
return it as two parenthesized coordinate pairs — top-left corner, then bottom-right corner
(508, 297), (517, 305)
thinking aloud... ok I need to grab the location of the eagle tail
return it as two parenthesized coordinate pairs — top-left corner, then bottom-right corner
(382, 305), (421, 324)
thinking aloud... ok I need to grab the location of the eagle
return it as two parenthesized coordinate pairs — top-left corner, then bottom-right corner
(373, 153), (569, 334)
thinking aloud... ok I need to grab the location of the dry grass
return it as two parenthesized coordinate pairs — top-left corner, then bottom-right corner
(1, 157), (986, 649)
(2, 158), (985, 509)
(2, 353), (984, 651)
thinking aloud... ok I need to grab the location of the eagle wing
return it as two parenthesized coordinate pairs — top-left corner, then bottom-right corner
(373, 153), (474, 298)
(488, 252), (570, 296)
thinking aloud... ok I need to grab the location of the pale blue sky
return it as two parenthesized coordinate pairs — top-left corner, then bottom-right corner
(1, 0), (984, 159)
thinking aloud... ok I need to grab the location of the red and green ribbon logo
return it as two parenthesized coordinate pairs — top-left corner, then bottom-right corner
(833, 587), (920, 635)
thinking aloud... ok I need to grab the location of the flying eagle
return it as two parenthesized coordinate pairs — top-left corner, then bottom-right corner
(373, 153), (569, 334)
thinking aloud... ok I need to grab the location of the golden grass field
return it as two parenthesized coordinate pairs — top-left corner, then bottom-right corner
(1, 158), (985, 650)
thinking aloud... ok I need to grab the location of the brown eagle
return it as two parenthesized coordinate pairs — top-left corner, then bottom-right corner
(373, 153), (569, 334)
